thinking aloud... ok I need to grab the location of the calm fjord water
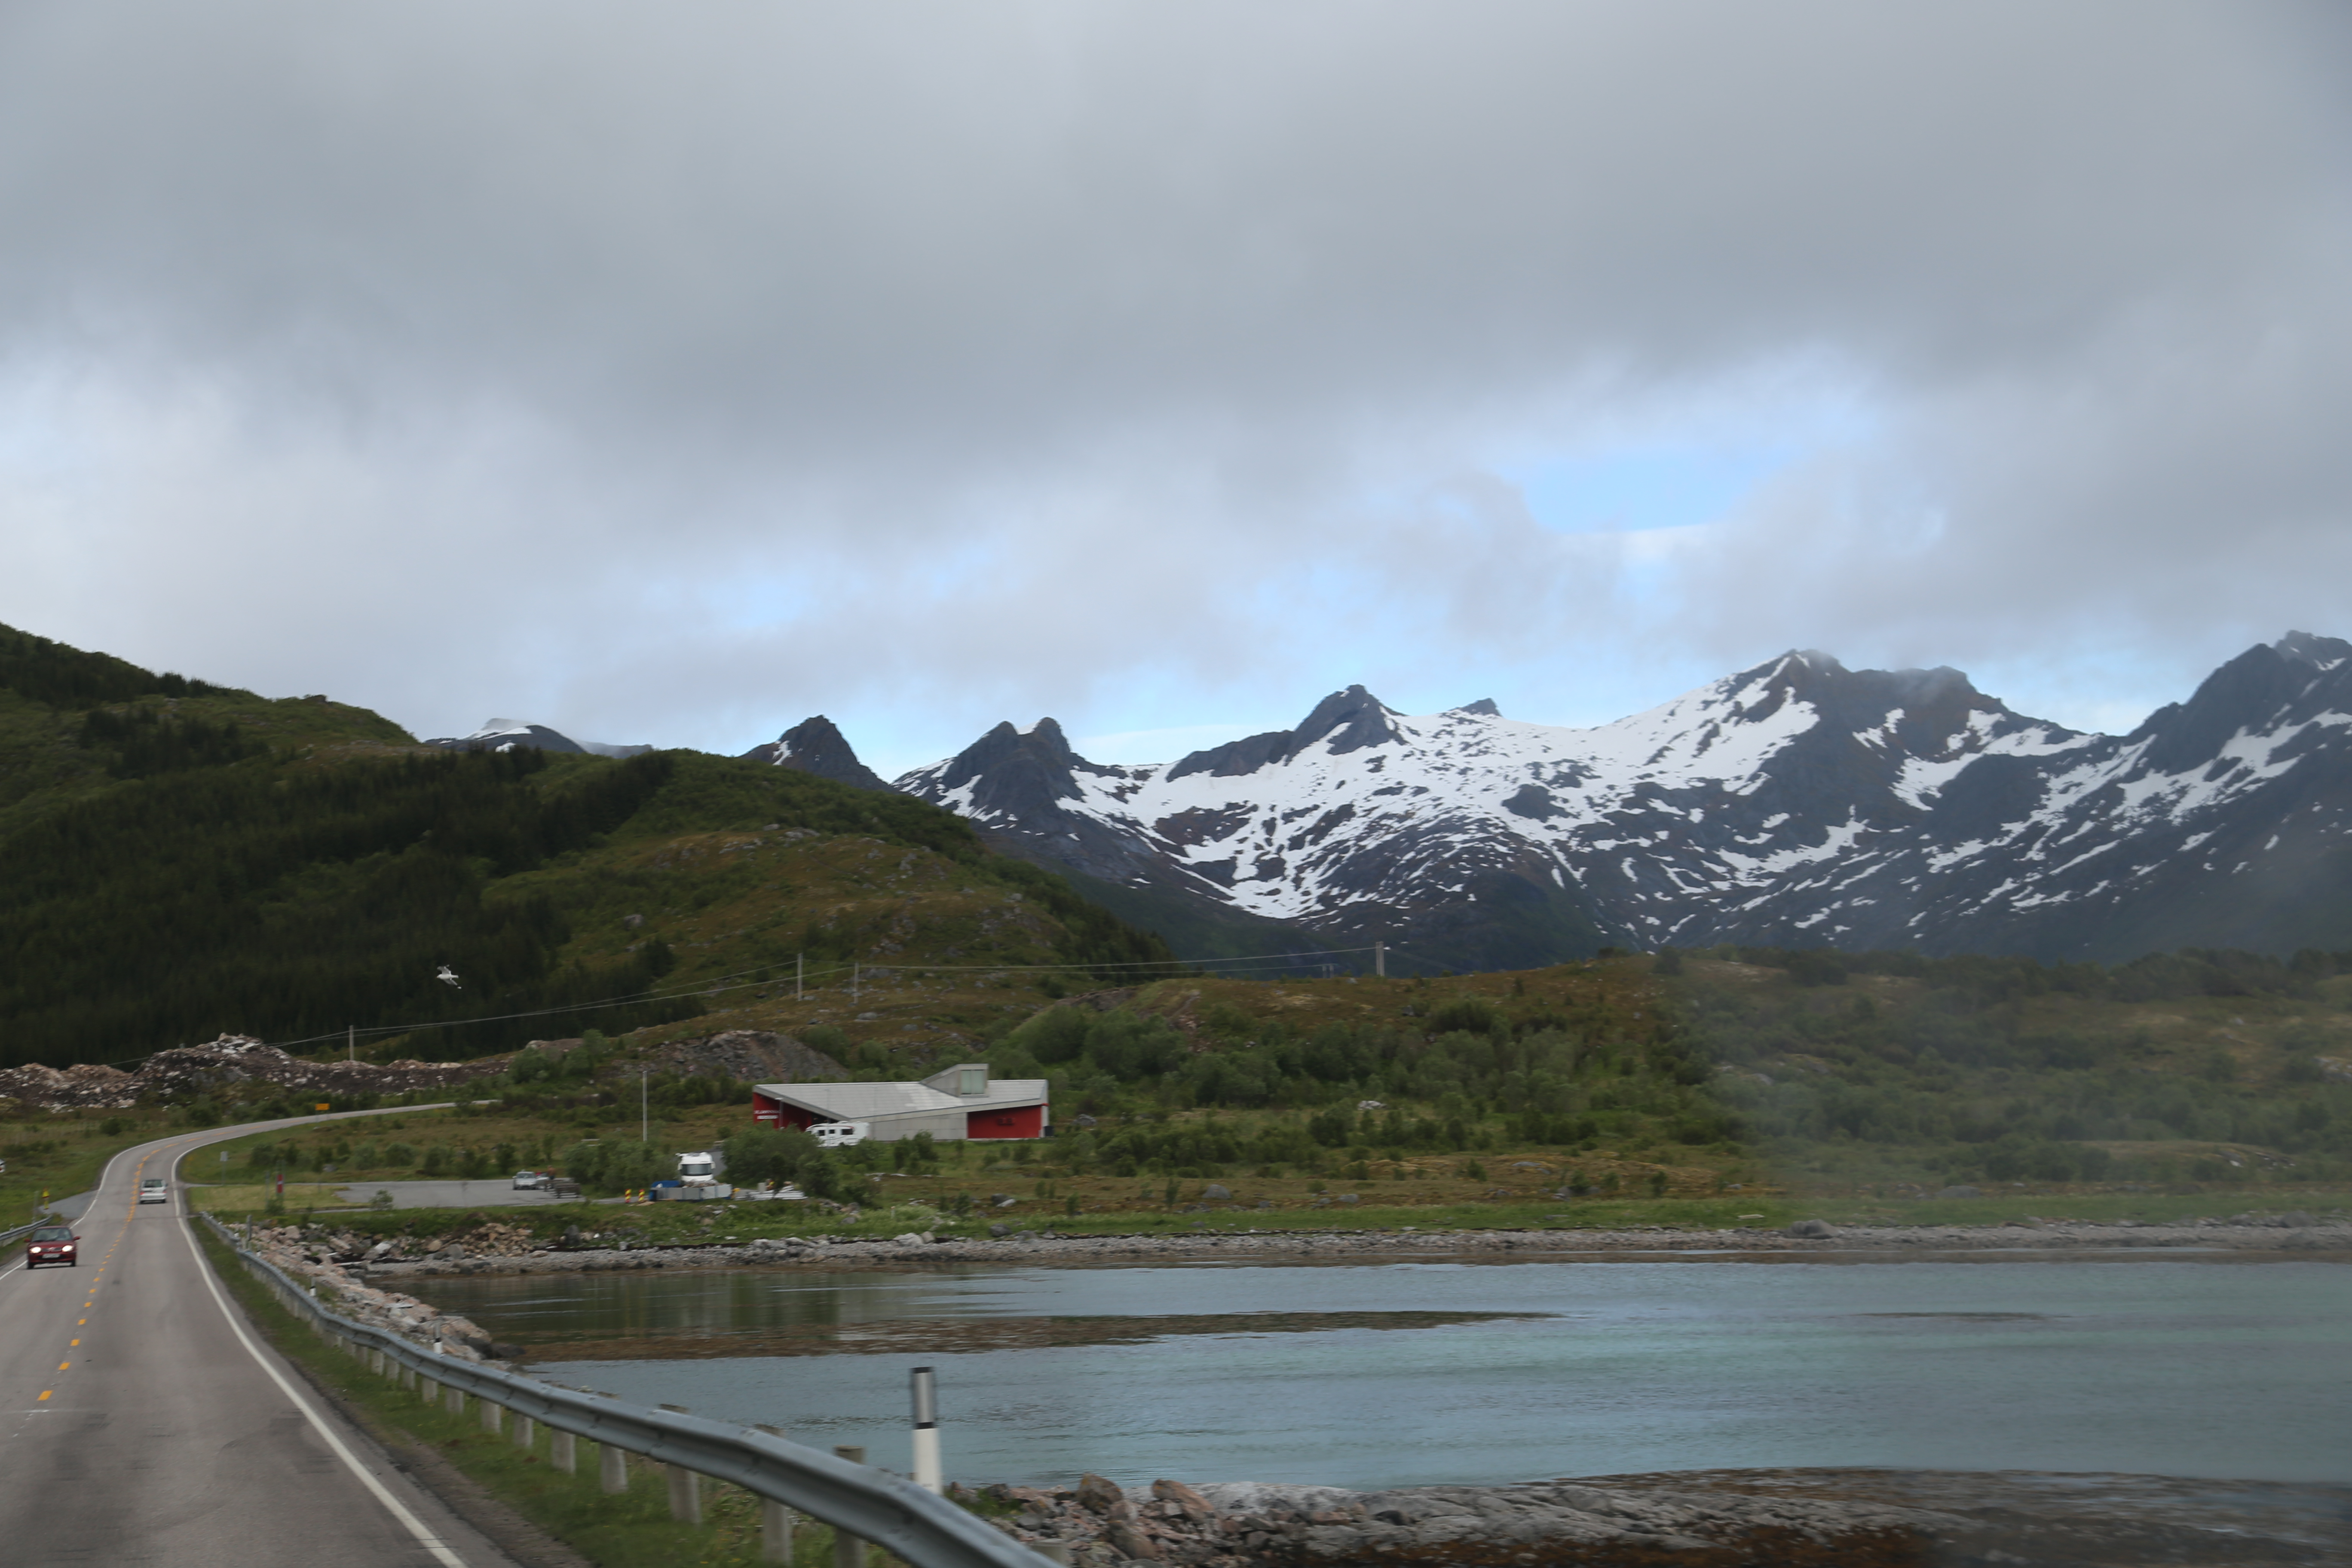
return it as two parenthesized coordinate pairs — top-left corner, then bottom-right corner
(411, 1257), (2352, 1489)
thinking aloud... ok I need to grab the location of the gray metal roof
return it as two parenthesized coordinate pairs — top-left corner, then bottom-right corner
(753, 1078), (1047, 1122)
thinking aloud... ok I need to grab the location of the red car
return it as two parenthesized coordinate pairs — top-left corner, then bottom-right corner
(25, 1225), (77, 1268)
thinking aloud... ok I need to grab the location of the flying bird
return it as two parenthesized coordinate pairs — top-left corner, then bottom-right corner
(436, 965), (462, 988)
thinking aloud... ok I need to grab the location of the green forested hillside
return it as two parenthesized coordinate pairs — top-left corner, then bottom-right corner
(1663, 943), (2352, 1187)
(0, 623), (1172, 1070)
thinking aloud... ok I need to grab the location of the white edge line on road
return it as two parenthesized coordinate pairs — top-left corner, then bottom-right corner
(175, 1163), (471, 1567)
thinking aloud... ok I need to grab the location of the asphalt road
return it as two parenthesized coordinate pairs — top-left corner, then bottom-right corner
(0, 1110), (518, 1567)
(334, 1179), (581, 1210)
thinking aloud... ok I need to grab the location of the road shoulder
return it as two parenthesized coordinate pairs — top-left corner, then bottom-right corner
(190, 1218), (579, 1568)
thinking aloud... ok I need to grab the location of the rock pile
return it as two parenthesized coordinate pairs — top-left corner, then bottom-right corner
(964, 1471), (2352, 1567)
(0, 1035), (506, 1109)
(652, 1029), (849, 1084)
(366, 1214), (2352, 1279)
(966, 1475), (1943, 1567)
(236, 1221), (510, 1361)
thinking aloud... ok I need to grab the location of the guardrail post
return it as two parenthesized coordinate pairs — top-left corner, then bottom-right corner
(514, 1413), (536, 1451)
(753, 1425), (795, 1563)
(368, 1348), (385, 1375)
(445, 1383), (466, 1417)
(551, 1430), (576, 1473)
(481, 1398), (504, 1436)
(762, 1498), (796, 1564)
(833, 1447), (868, 1568)
(600, 1442), (629, 1495)
(667, 1462), (703, 1524)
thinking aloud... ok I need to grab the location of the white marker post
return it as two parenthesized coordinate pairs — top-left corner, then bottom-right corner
(910, 1366), (942, 1492)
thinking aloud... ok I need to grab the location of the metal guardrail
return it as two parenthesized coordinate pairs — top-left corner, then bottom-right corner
(0, 1219), (43, 1252)
(198, 1214), (1041, 1568)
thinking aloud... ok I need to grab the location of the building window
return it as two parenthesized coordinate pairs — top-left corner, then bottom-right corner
(959, 1067), (987, 1096)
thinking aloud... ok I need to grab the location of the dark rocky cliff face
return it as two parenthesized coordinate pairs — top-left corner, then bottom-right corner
(741, 715), (891, 792)
(1712, 633), (2352, 962)
(884, 634), (2352, 970)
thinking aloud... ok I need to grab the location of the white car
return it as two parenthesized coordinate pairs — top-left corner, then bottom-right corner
(138, 1177), (168, 1204)
(511, 1169), (551, 1190)
(809, 1121), (870, 1148)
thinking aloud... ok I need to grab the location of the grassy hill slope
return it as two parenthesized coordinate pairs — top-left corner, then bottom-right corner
(1660, 943), (2352, 1192)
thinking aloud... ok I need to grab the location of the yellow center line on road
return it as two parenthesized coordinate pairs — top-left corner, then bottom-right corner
(36, 1392), (49, 1402)
(56, 1362), (68, 1372)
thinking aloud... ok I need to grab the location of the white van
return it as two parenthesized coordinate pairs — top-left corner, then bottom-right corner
(808, 1121), (870, 1148)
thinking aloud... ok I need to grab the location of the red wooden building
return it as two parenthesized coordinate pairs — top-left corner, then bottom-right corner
(750, 1062), (1047, 1142)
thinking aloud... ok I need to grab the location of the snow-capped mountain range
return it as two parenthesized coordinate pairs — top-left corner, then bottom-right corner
(831, 633), (2352, 968)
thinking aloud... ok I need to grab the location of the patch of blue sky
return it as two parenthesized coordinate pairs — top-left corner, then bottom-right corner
(1499, 443), (1789, 537)
(693, 572), (822, 633)
(1491, 363), (1882, 540)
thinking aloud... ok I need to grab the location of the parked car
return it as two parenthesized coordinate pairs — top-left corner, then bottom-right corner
(138, 1177), (168, 1204)
(25, 1225), (77, 1268)
(512, 1169), (551, 1190)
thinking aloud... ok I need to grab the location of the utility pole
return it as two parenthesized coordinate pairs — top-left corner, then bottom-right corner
(348, 1023), (355, 1063)
(1375, 940), (1386, 979)
(796, 952), (803, 1001)
(852, 962), (860, 1005)
(637, 1066), (652, 1144)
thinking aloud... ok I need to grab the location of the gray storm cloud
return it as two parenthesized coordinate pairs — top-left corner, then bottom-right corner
(0, 1), (2344, 765)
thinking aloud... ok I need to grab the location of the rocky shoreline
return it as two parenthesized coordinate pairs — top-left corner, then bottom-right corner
(965, 1470), (2352, 1568)
(354, 1214), (2352, 1279)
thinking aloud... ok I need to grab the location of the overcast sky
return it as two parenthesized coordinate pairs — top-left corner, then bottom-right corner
(3, 2), (2347, 777)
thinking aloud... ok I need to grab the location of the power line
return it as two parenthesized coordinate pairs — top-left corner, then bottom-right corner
(252, 943), (1386, 1057)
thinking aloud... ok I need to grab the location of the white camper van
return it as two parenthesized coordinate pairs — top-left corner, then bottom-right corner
(808, 1121), (870, 1148)
(675, 1151), (722, 1186)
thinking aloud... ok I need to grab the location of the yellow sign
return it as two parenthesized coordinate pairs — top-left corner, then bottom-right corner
(315, 1103), (331, 1112)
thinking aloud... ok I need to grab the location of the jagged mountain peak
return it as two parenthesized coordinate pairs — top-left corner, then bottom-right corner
(1452, 698), (1502, 717)
(2275, 629), (2352, 671)
(1166, 683), (1404, 781)
(2124, 635), (2352, 776)
(741, 715), (890, 792)
(899, 711), (1129, 816)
